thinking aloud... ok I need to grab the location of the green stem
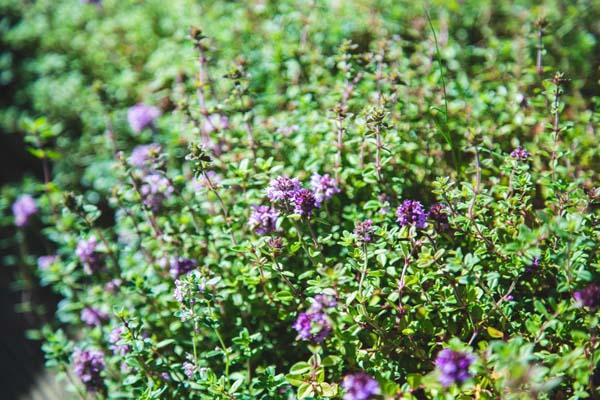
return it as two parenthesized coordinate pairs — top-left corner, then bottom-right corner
(192, 319), (198, 365)
(292, 219), (317, 267)
(214, 328), (230, 377)
(358, 243), (368, 300)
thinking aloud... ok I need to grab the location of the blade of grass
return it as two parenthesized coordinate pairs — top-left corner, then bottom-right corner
(425, 8), (461, 175)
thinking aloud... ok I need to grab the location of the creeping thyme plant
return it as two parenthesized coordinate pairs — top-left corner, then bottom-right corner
(2, 0), (600, 399)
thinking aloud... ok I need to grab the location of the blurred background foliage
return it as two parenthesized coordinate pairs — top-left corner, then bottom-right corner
(1, 0), (599, 192)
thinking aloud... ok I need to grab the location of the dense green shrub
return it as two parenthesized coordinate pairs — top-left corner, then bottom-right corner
(1, 0), (600, 399)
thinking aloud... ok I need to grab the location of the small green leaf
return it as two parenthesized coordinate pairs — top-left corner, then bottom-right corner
(487, 326), (504, 339)
(297, 382), (314, 399)
(289, 361), (311, 375)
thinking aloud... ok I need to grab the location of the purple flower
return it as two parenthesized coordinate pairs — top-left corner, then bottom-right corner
(140, 173), (174, 211)
(341, 372), (381, 400)
(429, 203), (450, 232)
(38, 255), (58, 270)
(435, 349), (475, 387)
(80, 307), (108, 327)
(129, 143), (162, 168)
(293, 311), (331, 343)
(292, 188), (317, 217)
(249, 205), (279, 235)
(127, 104), (160, 133)
(310, 294), (337, 312)
(310, 173), (340, 207)
(396, 200), (427, 229)
(183, 362), (196, 378)
(203, 114), (229, 133)
(174, 279), (186, 303)
(266, 176), (301, 204)
(378, 193), (390, 215)
(73, 349), (105, 393)
(268, 237), (284, 254)
(76, 237), (103, 274)
(170, 257), (197, 279)
(510, 147), (530, 161)
(109, 327), (129, 356)
(573, 284), (600, 309)
(354, 219), (374, 244)
(12, 195), (37, 227)
(523, 256), (540, 277)
(105, 278), (122, 293)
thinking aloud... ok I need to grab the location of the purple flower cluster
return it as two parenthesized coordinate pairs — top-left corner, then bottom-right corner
(81, 307), (108, 327)
(183, 361), (196, 378)
(396, 199), (427, 229)
(292, 188), (317, 217)
(341, 372), (381, 400)
(249, 205), (279, 235)
(428, 203), (449, 232)
(12, 194), (37, 227)
(127, 103), (160, 133)
(105, 278), (122, 293)
(523, 256), (541, 277)
(435, 349), (475, 387)
(266, 176), (302, 204)
(169, 257), (197, 279)
(310, 294), (337, 312)
(128, 144), (173, 211)
(76, 237), (103, 274)
(510, 147), (530, 161)
(354, 219), (374, 244)
(268, 237), (284, 254)
(140, 173), (174, 211)
(266, 174), (338, 217)
(310, 173), (340, 207)
(293, 311), (331, 343)
(174, 279), (187, 304)
(38, 255), (58, 270)
(573, 284), (600, 309)
(73, 348), (105, 393)
(129, 143), (162, 169)
(109, 327), (130, 356)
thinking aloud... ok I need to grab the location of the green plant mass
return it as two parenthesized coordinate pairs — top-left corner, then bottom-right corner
(1, 0), (599, 399)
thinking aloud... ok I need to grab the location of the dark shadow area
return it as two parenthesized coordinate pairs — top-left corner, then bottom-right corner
(0, 130), (59, 398)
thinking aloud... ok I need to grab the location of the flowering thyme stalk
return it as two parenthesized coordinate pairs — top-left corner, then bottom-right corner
(333, 103), (347, 184)
(190, 27), (216, 119)
(121, 160), (164, 239)
(550, 72), (566, 181)
(332, 42), (361, 184)
(366, 105), (387, 184)
(226, 59), (258, 160)
(186, 143), (237, 244)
